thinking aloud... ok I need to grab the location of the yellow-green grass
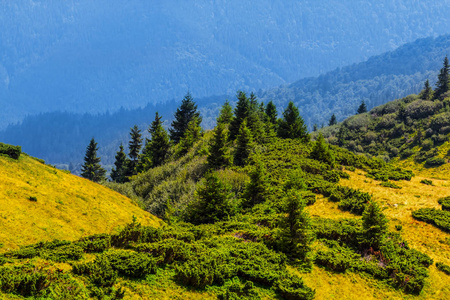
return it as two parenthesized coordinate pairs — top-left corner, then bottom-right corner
(0, 154), (161, 252)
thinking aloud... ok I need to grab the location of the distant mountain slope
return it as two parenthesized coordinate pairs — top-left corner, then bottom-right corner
(3, 0), (450, 128)
(0, 153), (160, 251)
(260, 35), (450, 128)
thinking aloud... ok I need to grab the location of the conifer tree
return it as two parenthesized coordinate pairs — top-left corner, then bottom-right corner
(279, 190), (314, 261)
(328, 114), (337, 126)
(178, 115), (202, 155)
(265, 101), (278, 125)
(246, 94), (266, 143)
(207, 122), (231, 169)
(434, 56), (450, 100)
(229, 91), (249, 140)
(146, 112), (171, 168)
(361, 201), (388, 250)
(421, 79), (433, 100)
(357, 101), (367, 114)
(234, 119), (253, 166)
(185, 172), (233, 224)
(313, 124), (318, 132)
(243, 156), (268, 207)
(128, 125), (142, 175)
(169, 92), (202, 144)
(277, 101), (309, 142)
(310, 133), (335, 166)
(217, 100), (234, 125)
(110, 143), (129, 183)
(81, 138), (106, 182)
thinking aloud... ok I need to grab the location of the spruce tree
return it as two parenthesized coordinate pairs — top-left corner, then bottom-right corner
(313, 124), (318, 132)
(217, 100), (234, 125)
(234, 119), (253, 166)
(148, 112), (171, 168)
(178, 115), (202, 155)
(328, 114), (337, 126)
(169, 92), (202, 144)
(279, 190), (314, 261)
(185, 172), (233, 224)
(310, 133), (335, 166)
(265, 101), (278, 125)
(361, 201), (388, 250)
(207, 122), (231, 169)
(243, 157), (268, 207)
(128, 125), (142, 175)
(357, 101), (367, 114)
(110, 143), (129, 183)
(434, 56), (450, 100)
(81, 138), (106, 182)
(277, 101), (309, 142)
(421, 79), (433, 100)
(229, 91), (249, 140)
(246, 94), (266, 143)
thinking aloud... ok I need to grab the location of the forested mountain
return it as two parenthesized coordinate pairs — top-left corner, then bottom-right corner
(260, 35), (450, 128)
(3, 34), (450, 168)
(2, 0), (450, 128)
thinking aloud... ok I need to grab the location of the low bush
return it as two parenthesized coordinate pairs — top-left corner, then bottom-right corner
(380, 181), (402, 189)
(0, 143), (21, 159)
(0, 264), (49, 297)
(438, 196), (450, 211)
(72, 255), (117, 288)
(436, 262), (450, 275)
(424, 157), (446, 168)
(218, 280), (261, 300)
(277, 273), (315, 300)
(104, 250), (157, 278)
(412, 208), (450, 232)
(367, 168), (413, 181)
(6, 240), (82, 262)
(420, 179), (433, 186)
(77, 234), (111, 253)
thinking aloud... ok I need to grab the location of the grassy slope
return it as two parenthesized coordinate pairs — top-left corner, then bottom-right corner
(303, 167), (450, 300)
(0, 154), (160, 252)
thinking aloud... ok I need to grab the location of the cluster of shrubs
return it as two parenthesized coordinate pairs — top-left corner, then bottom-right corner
(366, 167), (414, 182)
(438, 196), (450, 211)
(379, 181), (402, 189)
(0, 143), (21, 159)
(412, 208), (450, 232)
(436, 262), (450, 275)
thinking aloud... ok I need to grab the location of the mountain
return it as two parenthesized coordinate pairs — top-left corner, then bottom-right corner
(0, 149), (160, 252)
(3, 1), (450, 128)
(259, 34), (450, 129)
(3, 34), (450, 168)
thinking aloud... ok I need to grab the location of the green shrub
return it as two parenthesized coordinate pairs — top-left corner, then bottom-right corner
(436, 262), (450, 275)
(424, 157), (446, 168)
(0, 264), (49, 297)
(77, 234), (111, 252)
(420, 179), (433, 186)
(104, 250), (156, 278)
(395, 225), (402, 231)
(380, 181), (402, 189)
(218, 280), (261, 300)
(0, 143), (21, 159)
(6, 240), (82, 262)
(28, 196), (37, 202)
(72, 256), (118, 288)
(133, 238), (194, 264)
(315, 244), (360, 272)
(412, 208), (450, 232)
(277, 273), (315, 300)
(367, 168), (413, 181)
(438, 196), (450, 211)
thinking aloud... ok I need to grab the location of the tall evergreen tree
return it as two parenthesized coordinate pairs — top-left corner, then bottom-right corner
(81, 138), (106, 182)
(310, 133), (335, 166)
(217, 100), (234, 125)
(169, 92), (202, 144)
(229, 91), (249, 140)
(128, 125), (142, 175)
(246, 94), (266, 143)
(265, 101), (278, 125)
(277, 101), (309, 142)
(328, 114), (337, 126)
(361, 201), (388, 250)
(234, 119), (253, 166)
(110, 143), (129, 183)
(357, 101), (367, 114)
(178, 115), (202, 155)
(279, 190), (314, 261)
(147, 112), (171, 168)
(207, 122), (231, 169)
(313, 124), (318, 132)
(434, 56), (450, 100)
(421, 79), (433, 100)
(243, 156), (269, 207)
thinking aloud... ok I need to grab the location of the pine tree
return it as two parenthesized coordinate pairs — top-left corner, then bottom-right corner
(328, 114), (337, 126)
(147, 112), (171, 168)
(421, 79), (433, 100)
(243, 157), (268, 207)
(128, 125), (142, 175)
(169, 92), (202, 144)
(310, 133), (335, 166)
(178, 115), (202, 155)
(434, 56), (450, 100)
(185, 172), (233, 224)
(357, 101), (367, 114)
(279, 190), (314, 261)
(217, 100), (234, 125)
(229, 91), (249, 140)
(361, 201), (388, 250)
(313, 124), (318, 132)
(110, 143), (129, 183)
(277, 101), (309, 142)
(265, 101), (278, 125)
(81, 138), (106, 182)
(207, 122), (231, 169)
(234, 119), (254, 166)
(246, 94), (266, 143)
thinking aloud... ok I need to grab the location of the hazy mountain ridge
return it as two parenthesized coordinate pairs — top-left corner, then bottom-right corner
(2, 0), (450, 128)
